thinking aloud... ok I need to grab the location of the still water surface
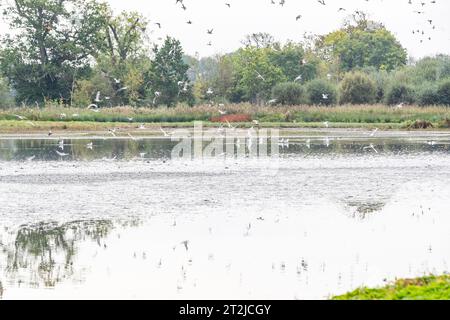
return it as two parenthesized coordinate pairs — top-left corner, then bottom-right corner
(0, 129), (449, 299)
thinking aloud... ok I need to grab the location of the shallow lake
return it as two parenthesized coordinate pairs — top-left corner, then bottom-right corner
(0, 128), (449, 299)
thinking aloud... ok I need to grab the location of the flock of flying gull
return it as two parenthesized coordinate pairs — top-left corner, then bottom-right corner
(10, 0), (443, 160)
(162, 0), (440, 46)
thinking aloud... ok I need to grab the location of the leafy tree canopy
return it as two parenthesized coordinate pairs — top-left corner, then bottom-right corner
(317, 12), (407, 73)
(0, 0), (109, 104)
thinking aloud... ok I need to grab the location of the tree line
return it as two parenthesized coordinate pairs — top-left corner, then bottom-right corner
(0, 0), (449, 109)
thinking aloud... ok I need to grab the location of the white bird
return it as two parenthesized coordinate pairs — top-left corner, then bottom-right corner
(153, 91), (161, 105)
(58, 139), (64, 150)
(26, 155), (36, 161)
(116, 86), (128, 93)
(86, 142), (93, 150)
(370, 128), (379, 137)
(305, 139), (311, 149)
(138, 123), (146, 130)
(218, 109), (227, 115)
(324, 137), (330, 147)
(322, 93), (329, 100)
(323, 121), (329, 128)
(206, 87), (214, 95)
(108, 128), (116, 137)
(55, 150), (69, 157)
(95, 91), (101, 102)
(279, 138), (290, 148)
(128, 133), (138, 141)
(160, 127), (173, 137)
(14, 114), (27, 120)
(256, 71), (265, 81)
(363, 144), (378, 153)
(294, 75), (302, 82)
(225, 120), (235, 130)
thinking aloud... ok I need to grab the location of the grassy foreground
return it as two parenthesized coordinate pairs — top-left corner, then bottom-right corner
(0, 104), (449, 133)
(332, 275), (450, 300)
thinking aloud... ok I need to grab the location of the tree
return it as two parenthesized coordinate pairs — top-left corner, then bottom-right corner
(339, 71), (376, 104)
(81, 11), (151, 106)
(231, 47), (286, 103)
(306, 79), (337, 105)
(0, 78), (15, 108)
(316, 13), (407, 73)
(271, 82), (305, 105)
(146, 37), (193, 107)
(0, 0), (109, 104)
(241, 33), (277, 49)
(268, 42), (319, 82)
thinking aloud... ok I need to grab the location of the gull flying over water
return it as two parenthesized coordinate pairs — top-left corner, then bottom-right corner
(363, 144), (378, 153)
(55, 150), (69, 157)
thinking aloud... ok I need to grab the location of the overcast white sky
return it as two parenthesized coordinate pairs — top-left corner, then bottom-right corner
(1, 0), (449, 58)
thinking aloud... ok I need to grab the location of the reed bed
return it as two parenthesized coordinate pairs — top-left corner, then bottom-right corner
(0, 104), (449, 127)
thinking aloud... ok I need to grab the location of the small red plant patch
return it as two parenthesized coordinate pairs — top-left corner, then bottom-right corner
(210, 114), (252, 123)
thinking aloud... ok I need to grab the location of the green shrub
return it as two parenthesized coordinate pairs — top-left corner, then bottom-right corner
(416, 84), (440, 106)
(306, 79), (337, 106)
(437, 79), (450, 105)
(0, 78), (15, 109)
(271, 82), (305, 105)
(339, 72), (376, 104)
(384, 83), (416, 105)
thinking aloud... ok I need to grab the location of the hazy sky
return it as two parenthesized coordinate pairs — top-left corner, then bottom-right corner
(1, 0), (449, 58)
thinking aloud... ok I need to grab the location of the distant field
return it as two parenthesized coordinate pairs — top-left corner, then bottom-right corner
(0, 104), (449, 132)
(332, 275), (450, 300)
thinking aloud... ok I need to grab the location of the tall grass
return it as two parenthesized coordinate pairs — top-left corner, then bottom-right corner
(0, 104), (449, 126)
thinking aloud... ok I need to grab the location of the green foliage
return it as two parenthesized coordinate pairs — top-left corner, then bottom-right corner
(306, 79), (337, 105)
(97, 11), (151, 106)
(2, 105), (448, 129)
(416, 83), (440, 106)
(340, 71), (376, 104)
(146, 37), (193, 107)
(0, 0), (109, 104)
(0, 78), (15, 108)
(268, 43), (318, 82)
(271, 82), (305, 105)
(318, 17), (407, 72)
(231, 47), (286, 103)
(437, 79), (450, 105)
(384, 83), (416, 105)
(333, 275), (450, 300)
